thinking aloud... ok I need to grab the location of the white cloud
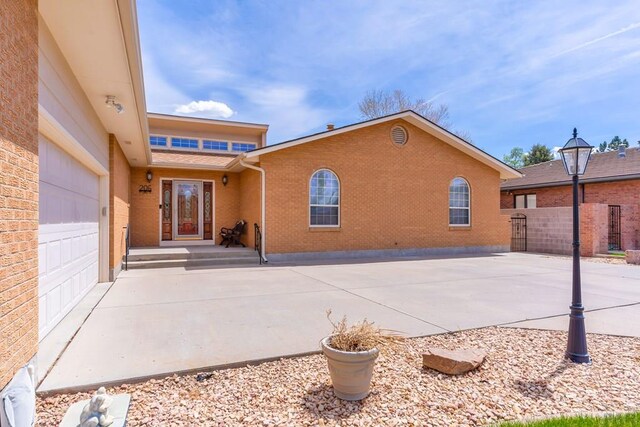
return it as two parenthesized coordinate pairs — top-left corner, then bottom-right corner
(174, 100), (235, 119)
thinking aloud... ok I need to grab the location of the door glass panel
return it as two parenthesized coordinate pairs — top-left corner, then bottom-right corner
(163, 190), (171, 220)
(176, 182), (199, 236)
(204, 191), (211, 222)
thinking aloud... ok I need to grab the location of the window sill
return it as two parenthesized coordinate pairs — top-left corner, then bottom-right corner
(449, 225), (472, 231)
(309, 227), (341, 232)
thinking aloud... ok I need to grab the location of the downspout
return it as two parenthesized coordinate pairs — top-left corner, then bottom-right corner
(239, 158), (268, 262)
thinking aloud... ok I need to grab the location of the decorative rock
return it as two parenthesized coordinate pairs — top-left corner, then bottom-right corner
(625, 250), (640, 265)
(422, 347), (487, 375)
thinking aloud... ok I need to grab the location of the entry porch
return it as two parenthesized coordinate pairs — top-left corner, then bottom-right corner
(124, 245), (259, 269)
(128, 167), (261, 250)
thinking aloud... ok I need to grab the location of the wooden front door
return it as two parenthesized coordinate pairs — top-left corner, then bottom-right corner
(173, 180), (202, 239)
(162, 181), (172, 240)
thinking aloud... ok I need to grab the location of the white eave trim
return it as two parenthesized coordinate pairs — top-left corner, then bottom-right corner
(116, 0), (152, 165)
(147, 112), (269, 131)
(245, 111), (522, 180)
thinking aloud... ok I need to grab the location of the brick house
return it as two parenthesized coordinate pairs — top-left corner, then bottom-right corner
(132, 111), (520, 262)
(501, 147), (640, 254)
(0, 0), (521, 390)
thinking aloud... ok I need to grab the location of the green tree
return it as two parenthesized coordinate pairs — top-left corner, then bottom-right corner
(503, 147), (525, 169)
(607, 136), (629, 151)
(523, 144), (554, 166)
(597, 141), (608, 153)
(597, 136), (630, 152)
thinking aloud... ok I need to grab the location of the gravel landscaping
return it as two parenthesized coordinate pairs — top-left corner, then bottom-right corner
(37, 327), (640, 426)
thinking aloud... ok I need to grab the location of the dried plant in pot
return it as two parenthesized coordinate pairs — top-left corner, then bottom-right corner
(321, 310), (403, 401)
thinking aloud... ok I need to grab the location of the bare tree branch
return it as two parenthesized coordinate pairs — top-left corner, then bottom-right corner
(358, 89), (451, 129)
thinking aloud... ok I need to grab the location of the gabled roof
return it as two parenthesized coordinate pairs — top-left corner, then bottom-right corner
(243, 110), (522, 179)
(501, 147), (640, 190)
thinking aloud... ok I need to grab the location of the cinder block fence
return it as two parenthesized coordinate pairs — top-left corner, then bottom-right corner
(502, 203), (639, 256)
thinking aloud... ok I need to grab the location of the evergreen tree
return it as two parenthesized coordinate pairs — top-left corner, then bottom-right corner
(523, 144), (554, 166)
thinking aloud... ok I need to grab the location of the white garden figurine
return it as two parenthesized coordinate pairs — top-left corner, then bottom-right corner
(79, 387), (114, 427)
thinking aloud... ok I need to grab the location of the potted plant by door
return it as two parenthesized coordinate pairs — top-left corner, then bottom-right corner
(321, 310), (402, 401)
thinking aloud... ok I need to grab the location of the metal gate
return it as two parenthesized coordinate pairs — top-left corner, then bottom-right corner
(608, 205), (621, 251)
(511, 213), (527, 252)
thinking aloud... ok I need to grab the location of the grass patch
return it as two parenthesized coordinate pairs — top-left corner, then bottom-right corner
(499, 413), (640, 426)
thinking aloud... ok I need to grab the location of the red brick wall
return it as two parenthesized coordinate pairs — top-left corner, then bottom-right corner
(501, 179), (640, 208)
(260, 120), (509, 254)
(109, 135), (130, 276)
(501, 186), (572, 208)
(579, 203), (609, 256)
(0, 0), (39, 389)
(129, 168), (244, 247)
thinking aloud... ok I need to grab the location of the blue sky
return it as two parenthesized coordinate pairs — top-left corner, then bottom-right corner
(138, 1), (640, 159)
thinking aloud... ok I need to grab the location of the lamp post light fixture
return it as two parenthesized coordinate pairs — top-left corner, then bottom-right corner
(559, 128), (593, 364)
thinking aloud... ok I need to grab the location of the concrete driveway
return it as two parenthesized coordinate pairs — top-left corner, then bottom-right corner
(38, 253), (640, 393)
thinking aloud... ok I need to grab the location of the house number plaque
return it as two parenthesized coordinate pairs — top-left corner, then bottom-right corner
(139, 185), (152, 193)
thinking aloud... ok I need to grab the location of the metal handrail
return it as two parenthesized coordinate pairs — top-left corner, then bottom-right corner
(123, 224), (130, 271)
(254, 223), (266, 265)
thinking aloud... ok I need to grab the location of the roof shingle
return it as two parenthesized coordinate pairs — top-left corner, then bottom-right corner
(501, 147), (640, 190)
(151, 150), (236, 168)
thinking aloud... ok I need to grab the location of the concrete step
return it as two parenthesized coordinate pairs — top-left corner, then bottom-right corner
(127, 249), (255, 262)
(125, 256), (260, 270)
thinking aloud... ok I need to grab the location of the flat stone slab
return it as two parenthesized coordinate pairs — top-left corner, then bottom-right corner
(60, 394), (130, 427)
(422, 347), (487, 375)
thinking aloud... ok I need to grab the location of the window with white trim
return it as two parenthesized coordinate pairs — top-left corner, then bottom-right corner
(203, 140), (228, 151)
(449, 177), (470, 226)
(150, 136), (167, 147)
(310, 169), (340, 226)
(171, 137), (198, 149)
(232, 142), (256, 152)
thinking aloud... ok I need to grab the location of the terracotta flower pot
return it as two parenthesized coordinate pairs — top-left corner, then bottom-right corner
(320, 336), (380, 401)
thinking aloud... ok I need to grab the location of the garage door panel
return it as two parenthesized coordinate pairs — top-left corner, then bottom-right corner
(39, 134), (100, 341)
(39, 224), (99, 296)
(39, 181), (99, 225)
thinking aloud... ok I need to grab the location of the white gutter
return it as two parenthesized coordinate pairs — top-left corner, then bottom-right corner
(239, 158), (267, 262)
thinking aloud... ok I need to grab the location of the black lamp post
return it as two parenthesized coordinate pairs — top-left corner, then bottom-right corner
(559, 128), (593, 363)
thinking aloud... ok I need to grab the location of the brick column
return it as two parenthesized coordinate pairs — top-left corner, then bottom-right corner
(0, 0), (39, 388)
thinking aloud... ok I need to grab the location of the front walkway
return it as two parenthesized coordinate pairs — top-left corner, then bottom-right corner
(38, 253), (640, 393)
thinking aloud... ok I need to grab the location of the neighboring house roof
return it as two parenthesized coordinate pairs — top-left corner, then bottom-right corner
(243, 110), (522, 180)
(151, 150), (235, 169)
(501, 147), (640, 190)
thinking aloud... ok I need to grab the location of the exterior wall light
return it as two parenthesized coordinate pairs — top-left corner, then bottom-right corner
(146, 170), (153, 183)
(105, 95), (125, 114)
(222, 174), (229, 186)
(559, 127), (593, 364)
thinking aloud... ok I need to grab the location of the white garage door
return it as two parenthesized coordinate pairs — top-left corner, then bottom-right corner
(38, 135), (100, 340)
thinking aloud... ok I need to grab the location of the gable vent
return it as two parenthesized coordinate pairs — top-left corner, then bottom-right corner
(391, 125), (408, 146)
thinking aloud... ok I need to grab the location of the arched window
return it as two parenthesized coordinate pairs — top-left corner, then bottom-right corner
(449, 177), (470, 226)
(310, 169), (340, 226)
